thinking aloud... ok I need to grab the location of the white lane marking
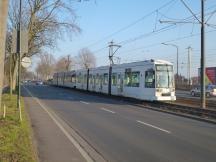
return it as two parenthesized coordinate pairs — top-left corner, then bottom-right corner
(101, 108), (116, 114)
(80, 101), (89, 105)
(23, 86), (94, 162)
(136, 120), (171, 134)
(67, 97), (74, 100)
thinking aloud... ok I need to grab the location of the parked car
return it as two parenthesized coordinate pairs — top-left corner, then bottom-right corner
(190, 85), (216, 97)
(36, 81), (43, 85)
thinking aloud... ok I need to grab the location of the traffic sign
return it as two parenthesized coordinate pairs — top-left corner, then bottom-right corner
(21, 57), (31, 68)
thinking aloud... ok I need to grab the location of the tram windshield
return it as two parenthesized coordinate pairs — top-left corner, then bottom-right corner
(156, 65), (174, 88)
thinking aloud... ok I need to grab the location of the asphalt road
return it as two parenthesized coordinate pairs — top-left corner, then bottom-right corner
(23, 84), (216, 162)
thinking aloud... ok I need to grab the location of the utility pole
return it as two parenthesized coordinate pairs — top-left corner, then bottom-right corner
(108, 41), (121, 95)
(200, 0), (206, 108)
(186, 46), (192, 86)
(0, 0), (9, 109)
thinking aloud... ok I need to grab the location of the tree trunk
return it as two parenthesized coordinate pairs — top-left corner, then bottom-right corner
(11, 59), (18, 91)
(0, 0), (9, 107)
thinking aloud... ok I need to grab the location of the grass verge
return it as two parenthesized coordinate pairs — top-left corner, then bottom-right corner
(0, 93), (37, 162)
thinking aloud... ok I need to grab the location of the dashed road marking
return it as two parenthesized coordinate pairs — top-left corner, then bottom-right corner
(80, 101), (90, 105)
(101, 108), (116, 114)
(136, 120), (171, 134)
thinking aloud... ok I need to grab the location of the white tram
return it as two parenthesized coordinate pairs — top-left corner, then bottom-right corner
(52, 60), (176, 101)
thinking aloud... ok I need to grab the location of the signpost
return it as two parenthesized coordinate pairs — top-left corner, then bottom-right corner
(11, 0), (29, 121)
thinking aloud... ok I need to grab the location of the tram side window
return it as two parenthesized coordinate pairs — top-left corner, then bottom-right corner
(103, 73), (108, 85)
(124, 71), (140, 87)
(100, 75), (103, 84)
(112, 73), (117, 86)
(84, 74), (87, 84)
(71, 75), (76, 83)
(91, 75), (94, 84)
(93, 75), (96, 85)
(89, 74), (93, 84)
(95, 74), (98, 85)
(77, 74), (81, 83)
(124, 72), (131, 86)
(131, 72), (140, 87)
(145, 71), (155, 88)
(118, 74), (121, 85)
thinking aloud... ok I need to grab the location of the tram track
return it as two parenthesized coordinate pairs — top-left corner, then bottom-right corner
(102, 94), (216, 123)
(137, 100), (216, 124)
(174, 97), (216, 109)
(104, 95), (216, 124)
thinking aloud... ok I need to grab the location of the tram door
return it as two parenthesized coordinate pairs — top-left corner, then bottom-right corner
(100, 75), (103, 91)
(93, 75), (96, 90)
(117, 74), (123, 95)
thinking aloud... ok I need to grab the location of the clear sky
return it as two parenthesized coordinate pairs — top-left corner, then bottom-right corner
(47, 0), (216, 77)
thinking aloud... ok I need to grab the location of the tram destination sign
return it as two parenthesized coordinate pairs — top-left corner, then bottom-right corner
(156, 65), (173, 71)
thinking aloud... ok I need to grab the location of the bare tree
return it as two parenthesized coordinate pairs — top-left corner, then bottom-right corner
(55, 55), (75, 72)
(65, 55), (73, 71)
(36, 53), (55, 80)
(6, 0), (81, 90)
(21, 68), (35, 81)
(77, 48), (96, 69)
(0, 0), (9, 107)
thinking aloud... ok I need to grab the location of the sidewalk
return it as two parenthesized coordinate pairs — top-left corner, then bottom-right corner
(23, 92), (86, 162)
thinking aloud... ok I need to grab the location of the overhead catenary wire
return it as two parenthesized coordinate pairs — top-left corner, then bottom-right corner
(92, 46), (107, 54)
(95, 28), (216, 61)
(93, 7), (216, 55)
(85, 0), (177, 48)
(119, 8), (216, 47)
(91, 3), (216, 57)
(180, 0), (201, 23)
(117, 29), (216, 56)
(92, 3), (216, 67)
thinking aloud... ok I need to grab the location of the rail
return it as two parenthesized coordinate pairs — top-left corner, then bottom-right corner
(175, 97), (216, 109)
(136, 100), (216, 123)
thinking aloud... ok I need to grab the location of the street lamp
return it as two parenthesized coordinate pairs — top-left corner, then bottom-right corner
(162, 42), (179, 82)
